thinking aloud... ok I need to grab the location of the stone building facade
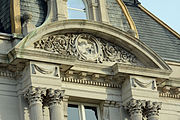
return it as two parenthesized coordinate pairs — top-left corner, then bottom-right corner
(0, 0), (179, 120)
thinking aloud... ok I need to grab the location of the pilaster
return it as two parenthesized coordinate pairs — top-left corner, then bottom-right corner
(62, 96), (69, 120)
(89, 0), (100, 21)
(46, 0), (67, 23)
(101, 100), (121, 120)
(56, 0), (68, 20)
(99, 0), (109, 23)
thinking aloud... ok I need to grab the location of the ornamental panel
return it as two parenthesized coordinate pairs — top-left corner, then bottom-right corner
(34, 33), (142, 65)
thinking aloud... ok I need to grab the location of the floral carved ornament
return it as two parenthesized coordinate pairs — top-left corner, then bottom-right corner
(34, 33), (139, 65)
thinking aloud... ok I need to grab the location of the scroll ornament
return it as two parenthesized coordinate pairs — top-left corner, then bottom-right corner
(34, 34), (139, 64)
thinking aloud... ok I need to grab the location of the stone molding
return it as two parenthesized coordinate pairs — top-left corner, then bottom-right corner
(159, 92), (180, 99)
(103, 100), (121, 108)
(61, 77), (121, 88)
(159, 86), (180, 99)
(0, 71), (15, 78)
(101, 100), (121, 120)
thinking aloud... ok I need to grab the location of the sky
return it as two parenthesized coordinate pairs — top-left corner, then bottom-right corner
(138, 0), (180, 34)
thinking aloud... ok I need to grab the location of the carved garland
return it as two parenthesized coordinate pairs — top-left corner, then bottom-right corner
(34, 34), (138, 64)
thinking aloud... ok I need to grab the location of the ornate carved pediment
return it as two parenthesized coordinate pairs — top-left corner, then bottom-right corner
(34, 33), (141, 65)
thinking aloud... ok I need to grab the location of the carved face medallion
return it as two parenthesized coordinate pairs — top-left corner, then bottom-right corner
(76, 34), (100, 61)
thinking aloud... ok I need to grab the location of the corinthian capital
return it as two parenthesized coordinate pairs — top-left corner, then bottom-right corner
(24, 86), (46, 105)
(125, 99), (145, 120)
(126, 99), (145, 115)
(145, 101), (162, 120)
(47, 88), (65, 105)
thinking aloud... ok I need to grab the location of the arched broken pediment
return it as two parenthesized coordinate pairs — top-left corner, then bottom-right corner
(14, 20), (171, 70)
(33, 33), (141, 66)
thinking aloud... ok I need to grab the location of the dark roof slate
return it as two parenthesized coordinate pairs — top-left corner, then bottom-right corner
(0, 0), (11, 33)
(125, 3), (180, 62)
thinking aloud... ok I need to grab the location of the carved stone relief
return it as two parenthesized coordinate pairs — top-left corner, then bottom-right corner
(34, 33), (140, 65)
(131, 77), (157, 90)
(31, 64), (59, 77)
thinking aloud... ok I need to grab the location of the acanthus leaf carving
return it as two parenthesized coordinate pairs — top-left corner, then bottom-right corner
(34, 33), (140, 65)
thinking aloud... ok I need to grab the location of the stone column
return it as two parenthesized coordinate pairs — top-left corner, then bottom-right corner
(145, 101), (162, 120)
(24, 86), (46, 120)
(125, 99), (145, 120)
(47, 88), (65, 120)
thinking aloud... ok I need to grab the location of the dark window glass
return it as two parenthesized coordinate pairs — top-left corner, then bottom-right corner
(85, 106), (98, 120)
(68, 104), (80, 120)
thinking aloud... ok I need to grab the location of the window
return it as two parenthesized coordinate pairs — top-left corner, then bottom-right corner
(67, 0), (88, 19)
(68, 103), (100, 120)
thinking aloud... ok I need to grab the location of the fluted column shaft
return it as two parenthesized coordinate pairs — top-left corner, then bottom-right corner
(47, 89), (65, 120)
(146, 101), (162, 120)
(24, 87), (46, 120)
(125, 99), (145, 120)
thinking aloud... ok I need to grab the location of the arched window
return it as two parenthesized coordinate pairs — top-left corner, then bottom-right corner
(67, 0), (88, 19)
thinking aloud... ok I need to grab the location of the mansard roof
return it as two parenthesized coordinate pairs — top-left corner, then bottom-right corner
(123, 1), (180, 62)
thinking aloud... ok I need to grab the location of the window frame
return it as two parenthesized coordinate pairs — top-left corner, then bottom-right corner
(68, 102), (101, 120)
(67, 0), (89, 19)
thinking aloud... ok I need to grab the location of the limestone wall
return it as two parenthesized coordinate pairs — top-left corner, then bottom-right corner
(0, 72), (20, 120)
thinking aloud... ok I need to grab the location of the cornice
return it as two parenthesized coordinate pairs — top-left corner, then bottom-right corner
(0, 33), (12, 41)
(61, 77), (121, 88)
(116, 0), (139, 38)
(138, 4), (180, 40)
(159, 92), (180, 99)
(0, 71), (15, 78)
(113, 63), (172, 79)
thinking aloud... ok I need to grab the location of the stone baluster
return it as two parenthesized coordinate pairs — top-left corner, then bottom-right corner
(47, 88), (65, 120)
(24, 86), (46, 120)
(125, 99), (145, 120)
(145, 101), (162, 120)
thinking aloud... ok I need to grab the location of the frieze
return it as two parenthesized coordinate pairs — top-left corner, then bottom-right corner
(34, 33), (139, 65)
(31, 64), (59, 77)
(0, 71), (15, 78)
(61, 77), (121, 88)
(159, 86), (180, 99)
(131, 78), (157, 90)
